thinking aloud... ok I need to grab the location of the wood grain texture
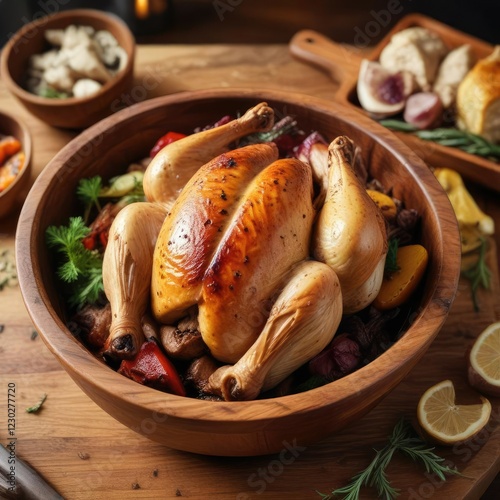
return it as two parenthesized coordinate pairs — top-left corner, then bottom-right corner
(0, 44), (499, 498)
(289, 14), (500, 192)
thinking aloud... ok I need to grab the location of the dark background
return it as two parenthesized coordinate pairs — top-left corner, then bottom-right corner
(1, 0), (499, 48)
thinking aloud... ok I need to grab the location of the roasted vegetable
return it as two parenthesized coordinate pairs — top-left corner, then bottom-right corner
(434, 167), (494, 253)
(118, 340), (186, 396)
(367, 189), (397, 221)
(373, 244), (428, 310)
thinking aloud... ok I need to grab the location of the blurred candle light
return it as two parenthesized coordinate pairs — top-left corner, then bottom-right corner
(135, 0), (150, 19)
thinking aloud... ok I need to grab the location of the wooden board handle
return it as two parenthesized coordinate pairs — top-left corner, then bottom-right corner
(289, 29), (363, 102)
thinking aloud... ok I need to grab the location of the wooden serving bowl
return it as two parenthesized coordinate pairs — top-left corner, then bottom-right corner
(0, 110), (32, 219)
(16, 89), (461, 456)
(0, 9), (135, 130)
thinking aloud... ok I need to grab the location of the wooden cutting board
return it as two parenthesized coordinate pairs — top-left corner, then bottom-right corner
(289, 14), (500, 192)
(1, 43), (499, 499)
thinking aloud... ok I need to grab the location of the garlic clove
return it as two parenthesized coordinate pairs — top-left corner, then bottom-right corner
(208, 260), (342, 401)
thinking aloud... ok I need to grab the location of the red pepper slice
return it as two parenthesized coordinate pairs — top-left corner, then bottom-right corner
(118, 340), (186, 396)
(149, 131), (187, 158)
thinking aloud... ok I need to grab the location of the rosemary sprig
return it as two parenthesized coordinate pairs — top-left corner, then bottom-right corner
(240, 116), (299, 145)
(380, 120), (500, 161)
(462, 237), (492, 312)
(318, 418), (459, 500)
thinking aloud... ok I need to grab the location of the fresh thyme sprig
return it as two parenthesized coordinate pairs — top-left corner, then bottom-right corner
(462, 237), (492, 312)
(380, 120), (500, 161)
(318, 418), (460, 500)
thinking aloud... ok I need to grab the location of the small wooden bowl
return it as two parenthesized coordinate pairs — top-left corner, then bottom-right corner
(16, 89), (461, 456)
(0, 9), (135, 130)
(0, 111), (32, 219)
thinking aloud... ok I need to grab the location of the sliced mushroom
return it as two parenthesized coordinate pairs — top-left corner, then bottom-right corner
(185, 355), (221, 393)
(160, 322), (207, 361)
(70, 302), (112, 351)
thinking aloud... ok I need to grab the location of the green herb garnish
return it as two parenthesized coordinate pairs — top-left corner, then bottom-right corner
(46, 217), (104, 308)
(318, 418), (460, 500)
(39, 87), (69, 99)
(77, 176), (103, 224)
(384, 237), (400, 276)
(462, 237), (492, 312)
(241, 116), (299, 145)
(26, 393), (47, 413)
(380, 120), (500, 161)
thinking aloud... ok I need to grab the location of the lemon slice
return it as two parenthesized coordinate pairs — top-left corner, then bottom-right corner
(417, 380), (491, 445)
(468, 321), (500, 397)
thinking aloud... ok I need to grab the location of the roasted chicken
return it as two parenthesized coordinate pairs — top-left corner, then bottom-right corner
(102, 102), (389, 399)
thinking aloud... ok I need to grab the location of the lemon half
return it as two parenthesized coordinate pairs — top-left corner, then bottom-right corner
(417, 379), (491, 445)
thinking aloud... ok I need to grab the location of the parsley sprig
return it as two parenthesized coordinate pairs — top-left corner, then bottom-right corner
(318, 418), (460, 500)
(46, 217), (104, 308)
(77, 176), (103, 224)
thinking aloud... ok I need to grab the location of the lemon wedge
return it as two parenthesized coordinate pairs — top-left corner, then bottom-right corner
(468, 321), (500, 397)
(417, 380), (491, 445)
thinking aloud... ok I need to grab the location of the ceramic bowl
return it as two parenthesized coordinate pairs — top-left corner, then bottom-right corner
(16, 89), (461, 456)
(0, 9), (135, 129)
(0, 111), (32, 219)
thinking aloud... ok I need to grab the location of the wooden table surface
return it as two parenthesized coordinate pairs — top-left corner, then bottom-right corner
(1, 44), (500, 500)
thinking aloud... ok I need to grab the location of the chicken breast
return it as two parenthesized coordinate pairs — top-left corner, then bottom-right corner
(198, 157), (315, 363)
(151, 143), (279, 324)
